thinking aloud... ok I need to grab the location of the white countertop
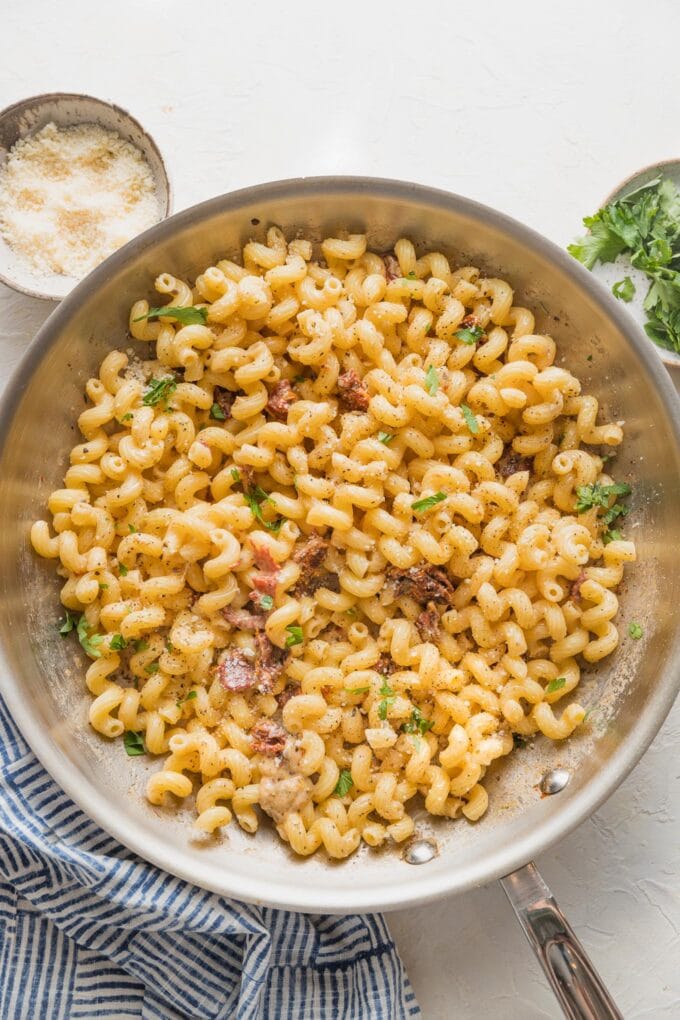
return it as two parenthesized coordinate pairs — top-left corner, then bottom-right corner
(1, 1), (678, 1016)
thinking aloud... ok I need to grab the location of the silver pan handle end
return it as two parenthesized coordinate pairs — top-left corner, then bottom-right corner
(500, 862), (623, 1020)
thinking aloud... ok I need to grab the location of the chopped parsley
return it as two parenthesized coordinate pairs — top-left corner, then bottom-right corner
(121, 412), (133, 423)
(98, 583), (108, 590)
(177, 690), (198, 709)
(461, 403), (480, 435)
(210, 402), (226, 420)
(133, 305), (208, 326)
(377, 680), (396, 720)
(401, 707), (434, 736)
(118, 563), (129, 576)
(575, 482), (631, 541)
(285, 624), (304, 647)
(424, 364), (439, 395)
(123, 731), (146, 756)
(345, 685), (370, 695)
(132, 639), (149, 653)
(378, 431), (394, 444)
(512, 732), (528, 749)
(629, 621), (643, 639)
(612, 277), (636, 303)
(334, 769), (354, 797)
(568, 176), (680, 352)
(145, 661), (160, 674)
(142, 376), (177, 408)
(260, 595), (274, 611)
(545, 676), (567, 694)
(165, 639), (174, 653)
(110, 634), (127, 651)
(455, 324), (484, 345)
(407, 270), (417, 280)
(128, 524), (137, 534)
(412, 491), (446, 513)
(77, 616), (103, 658)
(243, 484), (283, 533)
(58, 609), (77, 636)
(231, 468), (240, 483)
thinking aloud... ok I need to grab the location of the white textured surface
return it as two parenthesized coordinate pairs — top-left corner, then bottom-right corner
(1, 1), (678, 1016)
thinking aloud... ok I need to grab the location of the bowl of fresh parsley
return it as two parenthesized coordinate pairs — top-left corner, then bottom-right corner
(569, 160), (680, 368)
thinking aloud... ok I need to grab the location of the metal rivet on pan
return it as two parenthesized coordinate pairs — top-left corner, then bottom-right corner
(402, 838), (439, 865)
(540, 768), (571, 795)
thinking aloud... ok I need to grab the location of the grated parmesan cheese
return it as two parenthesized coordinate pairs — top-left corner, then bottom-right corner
(0, 121), (160, 280)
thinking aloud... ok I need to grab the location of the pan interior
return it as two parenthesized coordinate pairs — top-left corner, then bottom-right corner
(1, 179), (678, 913)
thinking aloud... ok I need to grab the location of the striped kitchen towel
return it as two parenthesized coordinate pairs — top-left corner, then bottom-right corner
(0, 698), (421, 1020)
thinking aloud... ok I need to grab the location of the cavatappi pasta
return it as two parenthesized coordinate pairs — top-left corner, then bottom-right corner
(31, 230), (636, 859)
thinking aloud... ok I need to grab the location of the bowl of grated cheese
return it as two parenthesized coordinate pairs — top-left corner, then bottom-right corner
(0, 92), (171, 301)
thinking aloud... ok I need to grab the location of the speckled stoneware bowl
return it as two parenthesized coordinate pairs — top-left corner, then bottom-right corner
(0, 92), (172, 301)
(590, 158), (680, 370)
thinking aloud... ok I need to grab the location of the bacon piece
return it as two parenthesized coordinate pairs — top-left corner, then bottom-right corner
(251, 573), (277, 596)
(293, 534), (328, 571)
(416, 602), (441, 643)
(266, 379), (296, 420)
(277, 683), (300, 709)
(252, 543), (279, 573)
(250, 719), (287, 757)
(460, 313), (484, 331)
(337, 369), (370, 412)
(216, 649), (257, 691)
(496, 448), (532, 479)
(222, 607), (266, 631)
(291, 534), (340, 597)
(570, 570), (587, 600)
(382, 254), (401, 281)
(254, 631), (289, 693)
(388, 565), (457, 606)
(376, 653), (397, 676)
(214, 386), (237, 419)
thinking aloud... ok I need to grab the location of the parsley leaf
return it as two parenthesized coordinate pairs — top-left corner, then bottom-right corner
(260, 595), (274, 611)
(424, 364), (439, 395)
(545, 676), (567, 694)
(132, 639), (149, 653)
(377, 680), (396, 720)
(110, 634), (127, 651)
(58, 609), (77, 636)
(177, 690), (198, 709)
(210, 402), (226, 420)
(118, 563), (129, 576)
(461, 403), (480, 435)
(133, 305), (208, 326)
(142, 376), (177, 408)
(123, 731), (146, 756)
(121, 412), (133, 423)
(455, 325), (484, 344)
(231, 468), (241, 483)
(412, 491), (446, 513)
(243, 484), (283, 533)
(334, 769), (354, 797)
(285, 624), (304, 647)
(145, 661), (160, 674)
(401, 707), (434, 736)
(629, 621), (643, 639)
(567, 216), (628, 270)
(77, 616), (103, 658)
(378, 431), (394, 444)
(345, 685), (370, 695)
(612, 277), (636, 303)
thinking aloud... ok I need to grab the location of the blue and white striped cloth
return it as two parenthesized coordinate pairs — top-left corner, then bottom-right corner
(0, 698), (421, 1019)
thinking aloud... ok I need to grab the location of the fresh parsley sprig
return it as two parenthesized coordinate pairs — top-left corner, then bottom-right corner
(545, 676), (567, 695)
(568, 176), (680, 352)
(575, 481), (631, 542)
(401, 707), (434, 736)
(424, 365), (439, 395)
(285, 624), (304, 647)
(377, 680), (396, 720)
(412, 491), (446, 513)
(455, 324), (484, 345)
(334, 769), (354, 797)
(77, 615), (103, 658)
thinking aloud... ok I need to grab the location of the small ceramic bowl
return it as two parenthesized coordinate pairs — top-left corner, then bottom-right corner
(591, 158), (680, 370)
(0, 92), (172, 301)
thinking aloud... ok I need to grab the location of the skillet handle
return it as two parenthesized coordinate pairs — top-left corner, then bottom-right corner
(500, 862), (623, 1020)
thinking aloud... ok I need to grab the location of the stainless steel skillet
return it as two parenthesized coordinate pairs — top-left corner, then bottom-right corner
(0, 178), (678, 1019)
